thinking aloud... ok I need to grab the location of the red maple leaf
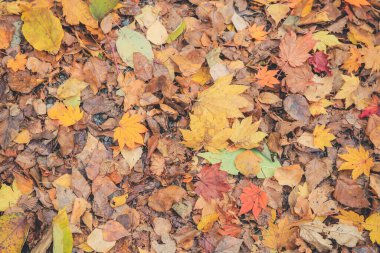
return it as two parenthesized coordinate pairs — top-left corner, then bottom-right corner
(360, 96), (380, 119)
(239, 183), (267, 219)
(194, 163), (230, 201)
(309, 51), (332, 75)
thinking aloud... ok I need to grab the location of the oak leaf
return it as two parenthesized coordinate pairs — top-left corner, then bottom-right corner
(230, 117), (267, 149)
(278, 31), (316, 69)
(192, 74), (250, 119)
(113, 113), (148, 150)
(194, 164), (230, 201)
(313, 125), (335, 150)
(338, 146), (374, 180)
(239, 182), (267, 218)
(48, 102), (83, 127)
(21, 8), (64, 52)
(363, 213), (380, 244)
(255, 67), (279, 88)
(7, 53), (27, 72)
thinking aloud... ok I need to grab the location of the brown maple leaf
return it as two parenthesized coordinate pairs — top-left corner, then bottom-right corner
(278, 31), (316, 69)
(194, 163), (230, 201)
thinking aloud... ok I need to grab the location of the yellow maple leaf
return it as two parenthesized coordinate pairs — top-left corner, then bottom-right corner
(230, 117), (267, 149)
(7, 53), (27, 72)
(363, 213), (380, 244)
(309, 99), (333, 116)
(338, 146), (374, 180)
(193, 74), (250, 119)
(342, 47), (362, 73)
(262, 216), (296, 250)
(114, 113), (148, 150)
(334, 74), (360, 108)
(21, 8), (64, 52)
(361, 45), (380, 73)
(344, 0), (370, 7)
(61, 0), (98, 28)
(197, 213), (219, 232)
(313, 125), (335, 150)
(48, 102), (83, 127)
(335, 209), (364, 231)
(312, 31), (341, 52)
(249, 24), (268, 41)
(181, 112), (232, 153)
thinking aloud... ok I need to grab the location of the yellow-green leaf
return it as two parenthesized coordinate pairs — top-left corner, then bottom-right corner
(166, 21), (186, 43)
(89, 0), (118, 21)
(21, 8), (64, 53)
(313, 31), (341, 52)
(0, 213), (29, 253)
(53, 209), (73, 253)
(0, 181), (22, 211)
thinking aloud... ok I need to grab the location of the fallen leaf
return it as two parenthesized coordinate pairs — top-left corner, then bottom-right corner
(262, 216), (296, 250)
(14, 129), (31, 144)
(198, 149), (242, 175)
(249, 24), (268, 41)
(21, 8), (64, 52)
(363, 213), (380, 244)
(214, 236), (243, 253)
(267, 4), (289, 25)
(113, 113), (148, 150)
(53, 209), (73, 253)
(102, 220), (129, 241)
(146, 20), (168, 45)
(87, 228), (116, 252)
(230, 117), (266, 149)
(312, 31), (341, 52)
(89, 0), (118, 20)
(338, 145), (374, 180)
(308, 184), (338, 216)
(361, 45), (380, 73)
(335, 209), (364, 230)
(48, 102), (83, 127)
(197, 213), (219, 232)
(167, 21), (186, 43)
(313, 125), (335, 150)
(0, 213), (29, 253)
(239, 182), (267, 219)
(308, 51), (331, 75)
(116, 27), (154, 67)
(148, 185), (186, 212)
(195, 164), (230, 201)
(283, 94), (311, 122)
(258, 92), (281, 104)
(0, 181), (22, 211)
(342, 47), (362, 73)
(333, 173), (370, 208)
(234, 150), (262, 177)
(62, 0), (98, 28)
(274, 164), (304, 187)
(299, 220), (333, 252)
(255, 66), (279, 87)
(57, 78), (88, 107)
(344, 0), (370, 7)
(7, 53), (27, 72)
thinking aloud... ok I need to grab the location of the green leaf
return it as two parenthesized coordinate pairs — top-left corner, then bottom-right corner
(253, 145), (281, 178)
(198, 149), (244, 175)
(0, 181), (22, 211)
(0, 213), (29, 253)
(116, 27), (154, 67)
(89, 0), (118, 20)
(53, 209), (73, 253)
(166, 21), (186, 43)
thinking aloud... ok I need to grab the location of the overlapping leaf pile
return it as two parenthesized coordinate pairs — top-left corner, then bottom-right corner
(0, 0), (380, 252)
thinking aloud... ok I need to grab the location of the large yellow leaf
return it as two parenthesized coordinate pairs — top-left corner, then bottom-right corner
(180, 112), (232, 153)
(113, 113), (148, 150)
(313, 125), (335, 150)
(334, 74), (360, 108)
(230, 117), (267, 149)
(62, 0), (98, 28)
(262, 216), (296, 250)
(21, 8), (64, 52)
(48, 102), (83, 127)
(338, 146), (374, 180)
(363, 213), (380, 244)
(312, 31), (341, 52)
(193, 74), (250, 119)
(0, 181), (22, 211)
(53, 209), (73, 253)
(0, 213), (29, 253)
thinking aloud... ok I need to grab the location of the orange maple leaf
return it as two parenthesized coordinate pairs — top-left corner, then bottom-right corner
(114, 113), (148, 150)
(7, 53), (27, 72)
(249, 24), (268, 41)
(342, 47), (361, 73)
(256, 66), (279, 87)
(344, 0), (370, 7)
(239, 183), (267, 219)
(48, 102), (83, 127)
(278, 31), (316, 69)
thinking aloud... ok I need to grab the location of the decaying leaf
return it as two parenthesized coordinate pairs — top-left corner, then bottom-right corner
(195, 164), (230, 201)
(0, 213), (29, 253)
(148, 186), (186, 212)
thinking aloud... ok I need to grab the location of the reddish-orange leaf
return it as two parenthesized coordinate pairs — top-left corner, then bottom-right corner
(360, 96), (379, 118)
(278, 31), (316, 69)
(239, 183), (267, 219)
(344, 0), (370, 7)
(194, 163), (230, 201)
(256, 66), (279, 87)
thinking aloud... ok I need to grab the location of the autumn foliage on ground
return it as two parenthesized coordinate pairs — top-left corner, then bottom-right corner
(0, 0), (380, 252)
